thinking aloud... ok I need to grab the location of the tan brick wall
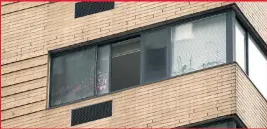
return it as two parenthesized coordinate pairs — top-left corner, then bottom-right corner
(1, 2), (16, 6)
(237, 2), (267, 43)
(1, 2), (267, 128)
(236, 65), (267, 127)
(1, 64), (237, 128)
(1, 2), (233, 65)
(1, 2), (49, 14)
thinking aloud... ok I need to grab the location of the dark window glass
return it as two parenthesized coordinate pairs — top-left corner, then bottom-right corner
(111, 39), (141, 91)
(75, 2), (114, 18)
(96, 45), (110, 95)
(191, 119), (238, 128)
(50, 47), (96, 107)
(143, 28), (168, 83)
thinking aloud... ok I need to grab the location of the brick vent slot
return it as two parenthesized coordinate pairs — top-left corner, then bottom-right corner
(75, 2), (115, 18)
(71, 100), (112, 126)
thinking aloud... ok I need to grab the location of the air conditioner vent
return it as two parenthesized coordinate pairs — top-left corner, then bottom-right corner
(71, 100), (112, 126)
(75, 2), (115, 18)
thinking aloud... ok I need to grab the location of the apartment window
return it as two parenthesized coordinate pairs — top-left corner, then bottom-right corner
(171, 14), (226, 76)
(75, 2), (115, 18)
(50, 47), (96, 107)
(235, 21), (246, 71)
(49, 38), (141, 107)
(143, 28), (168, 83)
(111, 39), (141, 91)
(248, 36), (267, 99)
(50, 10), (267, 107)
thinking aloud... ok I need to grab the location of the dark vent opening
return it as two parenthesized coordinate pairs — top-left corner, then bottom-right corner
(75, 2), (114, 18)
(71, 100), (112, 126)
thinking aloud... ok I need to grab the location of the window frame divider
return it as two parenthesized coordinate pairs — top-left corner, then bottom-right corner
(94, 45), (98, 96)
(226, 10), (235, 64)
(245, 31), (249, 75)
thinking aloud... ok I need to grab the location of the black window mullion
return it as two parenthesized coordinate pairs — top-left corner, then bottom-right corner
(94, 45), (98, 96)
(245, 31), (249, 75)
(167, 27), (172, 78)
(226, 10), (235, 63)
(140, 33), (145, 85)
(108, 45), (112, 93)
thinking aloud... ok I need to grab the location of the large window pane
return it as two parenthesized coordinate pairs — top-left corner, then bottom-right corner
(171, 14), (226, 76)
(143, 28), (168, 83)
(235, 21), (246, 71)
(249, 36), (267, 99)
(50, 47), (96, 107)
(96, 45), (110, 95)
(111, 39), (141, 91)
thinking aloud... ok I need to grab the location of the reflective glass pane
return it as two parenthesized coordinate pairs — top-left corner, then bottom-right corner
(96, 45), (110, 95)
(235, 21), (246, 71)
(249, 36), (267, 99)
(111, 39), (141, 91)
(143, 28), (168, 83)
(171, 14), (226, 76)
(50, 47), (96, 107)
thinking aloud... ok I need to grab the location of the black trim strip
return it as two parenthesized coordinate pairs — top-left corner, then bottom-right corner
(177, 114), (246, 128)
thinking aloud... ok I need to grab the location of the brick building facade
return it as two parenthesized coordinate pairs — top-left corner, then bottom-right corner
(1, 2), (267, 128)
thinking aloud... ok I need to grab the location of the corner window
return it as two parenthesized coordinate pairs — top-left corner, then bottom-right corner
(50, 10), (267, 107)
(235, 21), (246, 71)
(50, 47), (96, 107)
(75, 2), (115, 18)
(248, 36), (267, 99)
(171, 14), (226, 76)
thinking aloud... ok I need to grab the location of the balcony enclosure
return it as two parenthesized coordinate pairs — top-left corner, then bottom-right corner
(49, 10), (267, 107)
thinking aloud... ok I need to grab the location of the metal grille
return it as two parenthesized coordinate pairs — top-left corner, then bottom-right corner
(71, 100), (112, 126)
(75, 2), (114, 18)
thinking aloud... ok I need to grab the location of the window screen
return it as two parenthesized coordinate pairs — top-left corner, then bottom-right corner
(75, 2), (115, 18)
(248, 36), (267, 99)
(171, 14), (226, 76)
(143, 28), (169, 83)
(111, 39), (141, 91)
(50, 47), (96, 107)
